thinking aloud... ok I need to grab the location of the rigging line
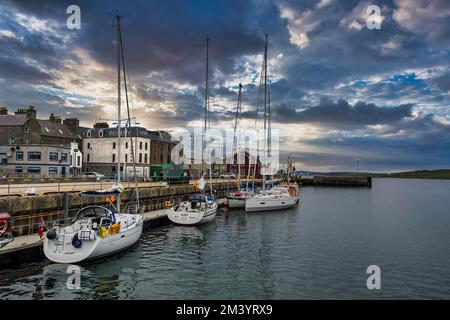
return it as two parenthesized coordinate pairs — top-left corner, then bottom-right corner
(118, 15), (140, 212)
(205, 37), (209, 133)
(115, 15), (122, 214)
(264, 33), (268, 132)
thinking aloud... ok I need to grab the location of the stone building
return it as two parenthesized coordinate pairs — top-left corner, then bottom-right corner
(0, 106), (82, 177)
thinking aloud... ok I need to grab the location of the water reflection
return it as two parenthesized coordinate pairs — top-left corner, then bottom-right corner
(0, 179), (450, 299)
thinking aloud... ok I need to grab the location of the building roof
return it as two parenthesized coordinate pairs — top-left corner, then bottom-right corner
(80, 126), (177, 143)
(0, 114), (27, 126)
(37, 120), (80, 140)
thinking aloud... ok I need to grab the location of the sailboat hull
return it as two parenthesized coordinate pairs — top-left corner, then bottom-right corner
(245, 196), (296, 212)
(228, 198), (246, 209)
(44, 214), (143, 264)
(167, 203), (217, 225)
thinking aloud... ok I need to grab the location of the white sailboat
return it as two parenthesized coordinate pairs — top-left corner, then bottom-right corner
(44, 16), (143, 264)
(245, 179), (299, 212)
(245, 34), (300, 213)
(167, 38), (217, 225)
(167, 177), (217, 224)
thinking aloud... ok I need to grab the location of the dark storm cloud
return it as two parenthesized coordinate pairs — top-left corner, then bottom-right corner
(240, 98), (413, 128)
(5, 0), (266, 84)
(0, 55), (52, 83)
(292, 112), (450, 171)
(431, 72), (450, 92)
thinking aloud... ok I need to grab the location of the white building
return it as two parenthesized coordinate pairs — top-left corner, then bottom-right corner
(0, 144), (72, 177)
(81, 123), (176, 180)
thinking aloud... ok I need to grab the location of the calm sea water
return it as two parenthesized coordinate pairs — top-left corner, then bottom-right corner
(1, 178), (450, 299)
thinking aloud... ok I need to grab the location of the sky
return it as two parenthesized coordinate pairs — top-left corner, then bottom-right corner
(0, 0), (449, 172)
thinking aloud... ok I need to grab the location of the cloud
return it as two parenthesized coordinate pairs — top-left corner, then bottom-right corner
(270, 99), (413, 128)
(0, 0), (449, 172)
(393, 0), (450, 43)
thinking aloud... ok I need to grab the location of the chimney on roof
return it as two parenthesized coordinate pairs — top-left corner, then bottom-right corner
(15, 106), (36, 119)
(0, 107), (7, 115)
(93, 122), (109, 129)
(49, 113), (62, 124)
(63, 118), (80, 134)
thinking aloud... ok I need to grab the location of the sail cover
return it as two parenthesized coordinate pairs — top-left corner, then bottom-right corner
(80, 184), (124, 198)
(198, 177), (206, 191)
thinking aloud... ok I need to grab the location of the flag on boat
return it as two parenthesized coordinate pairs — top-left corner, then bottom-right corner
(38, 217), (46, 239)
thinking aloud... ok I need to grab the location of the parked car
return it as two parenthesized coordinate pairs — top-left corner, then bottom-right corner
(219, 172), (236, 179)
(105, 172), (125, 181)
(82, 172), (105, 180)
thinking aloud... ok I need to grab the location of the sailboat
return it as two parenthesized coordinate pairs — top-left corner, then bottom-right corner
(245, 34), (300, 212)
(44, 16), (143, 263)
(226, 83), (254, 209)
(167, 38), (218, 225)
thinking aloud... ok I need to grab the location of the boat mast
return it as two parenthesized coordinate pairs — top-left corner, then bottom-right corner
(202, 38), (209, 179)
(204, 37), (213, 195)
(268, 90), (271, 158)
(233, 83), (243, 186)
(115, 15), (121, 213)
(263, 34), (268, 191)
(118, 15), (140, 212)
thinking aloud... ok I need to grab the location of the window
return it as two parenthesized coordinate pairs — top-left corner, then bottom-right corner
(77, 156), (81, 167)
(61, 153), (68, 162)
(27, 167), (41, 174)
(1, 159), (6, 165)
(145, 142), (148, 150)
(49, 152), (58, 162)
(125, 154), (128, 163)
(16, 151), (24, 161)
(144, 154), (148, 163)
(113, 142), (116, 149)
(139, 153), (142, 163)
(28, 151), (41, 161)
(87, 142), (91, 149)
(15, 166), (23, 174)
(87, 130), (91, 137)
(87, 154), (90, 162)
(140, 141), (143, 150)
(125, 142), (128, 149)
(112, 154), (116, 162)
(99, 129), (103, 137)
(70, 155), (73, 166)
(49, 167), (58, 175)
(25, 127), (30, 134)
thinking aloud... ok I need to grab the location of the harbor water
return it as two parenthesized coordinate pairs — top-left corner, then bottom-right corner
(1, 178), (449, 299)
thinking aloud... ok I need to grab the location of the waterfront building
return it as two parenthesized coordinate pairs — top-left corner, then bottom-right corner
(0, 106), (83, 178)
(0, 144), (71, 177)
(81, 122), (177, 180)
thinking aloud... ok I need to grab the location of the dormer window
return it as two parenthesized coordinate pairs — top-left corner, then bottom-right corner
(87, 130), (91, 137)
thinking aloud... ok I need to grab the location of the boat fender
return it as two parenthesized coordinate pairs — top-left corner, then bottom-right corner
(72, 232), (82, 248)
(46, 228), (57, 240)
